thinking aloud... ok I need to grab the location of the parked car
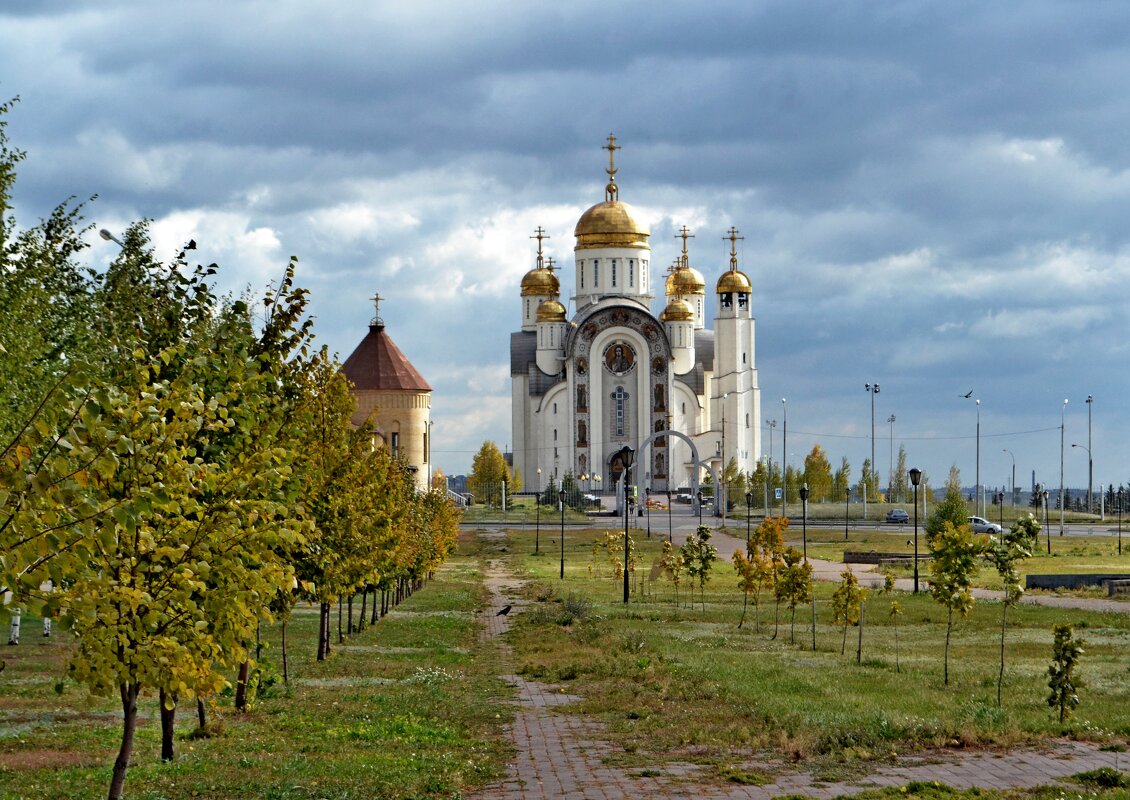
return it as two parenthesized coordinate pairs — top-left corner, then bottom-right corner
(885, 508), (910, 524)
(968, 516), (1003, 534)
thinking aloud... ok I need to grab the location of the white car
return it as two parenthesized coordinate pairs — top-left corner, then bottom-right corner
(968, 516), (1002, 534)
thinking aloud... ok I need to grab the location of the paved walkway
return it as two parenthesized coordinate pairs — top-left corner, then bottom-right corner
(470, 529), (1127, 800)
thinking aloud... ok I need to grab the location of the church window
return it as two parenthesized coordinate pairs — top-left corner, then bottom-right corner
(742, 352), (746, 364)
(612, 387), (628, 436)
(745, 413), (750, 429)
(579, 261), (584, 289)
(553, 402), (557, 414)
(525, 299), (529, 317)
(629, 259), (634, 287)
(593, 260), (599, 284)
(391, 432), (400, 456)
(611, 259), (617, 287)
(681, 402), (686, 415)
(423, 431), (429, 460)
(738, 292), (748, 308)
(721, 292), (733, 309)
(553, 429), (557, 441)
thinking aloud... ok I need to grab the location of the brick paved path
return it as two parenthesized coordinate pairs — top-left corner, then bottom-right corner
(472, 531), (1126, 799)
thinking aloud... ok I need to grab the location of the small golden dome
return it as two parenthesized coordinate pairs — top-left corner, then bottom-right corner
(665, 265), (706, 296)
(574, 200), (650, 251)
(659, 299), (694, 322)
(536, 299), (567, 322)
(716, 268), (752, 294)
(521, 267), (560, 297)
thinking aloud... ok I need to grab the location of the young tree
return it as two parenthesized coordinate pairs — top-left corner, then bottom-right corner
(929, 521), (988, 685)
(681, 525), (718, 610)
(732, 546), (772, 630)
(989, 513), (1040, 706)
(658, 539), (684, 606)
(1047, 624), (1085, 724)
(860, 458), (879, 502)
(830, 567), (864, 656)
(892, 445), (909, 502)
(832, 456), (851, 503)
(880, 573), (902, 672)
(926, 467), (969, 542)
(778, 547), (812, 645)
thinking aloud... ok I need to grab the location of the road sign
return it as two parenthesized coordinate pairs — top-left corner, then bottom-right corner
(774, 488), (782, 500)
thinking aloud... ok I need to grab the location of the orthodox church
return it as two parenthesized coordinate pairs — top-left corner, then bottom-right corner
(510, 136), (761, 498)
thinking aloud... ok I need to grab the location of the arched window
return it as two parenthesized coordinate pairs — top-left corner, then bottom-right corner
(593, 259), (599, 285)
(611, 387), (628, 437)
(629, 259), (635, 287)
(611, 258), (617, 287)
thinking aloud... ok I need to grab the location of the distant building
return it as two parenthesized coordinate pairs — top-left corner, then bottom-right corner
(341, 295), (432, 490)
(511, 135), (761, 494)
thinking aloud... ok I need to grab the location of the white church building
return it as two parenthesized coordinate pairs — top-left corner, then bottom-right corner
(510, 136), (761, 501)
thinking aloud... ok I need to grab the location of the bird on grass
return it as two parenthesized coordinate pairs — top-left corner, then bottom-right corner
(496, 605), (512, 616)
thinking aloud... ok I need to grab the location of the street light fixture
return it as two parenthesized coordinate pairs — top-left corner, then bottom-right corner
(1117, 487), (1123, 556)
(909, 467), (922, 593)
(535, 468), (542, 555)
(865, 384), (880, 505)
(1060, 399), (1068, 537)
(616, 446), (635, 604)
(745, 490), (754, 556)
(99, 228), (126, 249)
(645, 487), (651, 539)
(799, 483), (815, 651)
(1086, 395), (1093, 514)
(696, 489), (704, 525)
(666, 489), (673, 543)
(781, 398), (788, 514)
(887, 414), (896, 500)
(559, 488), (566, 579)
(963, 395), (981, 515)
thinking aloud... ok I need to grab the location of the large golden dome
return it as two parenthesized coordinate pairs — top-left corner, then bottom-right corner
(574, 200), (650, 251)
(659, 298), (694, 322)
(520, 267), (560, 297)
(536, 299), (567, 322)
(716, 268), (752, 294)
(665, 265), (706, 296)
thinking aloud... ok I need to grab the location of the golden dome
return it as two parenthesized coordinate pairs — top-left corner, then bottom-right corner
(716, 268), (752, 294)
(574, 200), (650, 251)
(536, 299), (567, 322)
(665, 265), (706, 296)
(520, 267), (560, 297)
(659, 299), (694, 322)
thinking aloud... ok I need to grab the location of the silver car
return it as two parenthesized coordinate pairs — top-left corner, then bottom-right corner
(968, 516), (1002, 534)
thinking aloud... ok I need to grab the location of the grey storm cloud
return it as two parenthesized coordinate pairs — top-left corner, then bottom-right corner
(2, 0), (1129, 487)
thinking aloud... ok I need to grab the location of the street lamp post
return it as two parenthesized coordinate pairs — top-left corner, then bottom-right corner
(799, 483), (815, 651)
(1060, 399), (1068, 536)
(765, 419), (776, 514)
(781, 398), (788, 514)
(865, 383), (880, 503)
(909, 468), (922, 593)
(1087, 395), (1093, 513)
(1003, 449), (1015, 508)
(745, 490), (754, 556)
(559, 488), (566, 579)
(1041, 488), (1050, 554)
(721, 392), (729, 527)
(1117, 487), (1123, 556)
(696, 490), (704, 525)
(1072, 443), (1090, 520)
(535, 468), (542, 555)
(887, 414), (896, 500)
(617, 446), (635, 604)
(645, 487), (651, 539)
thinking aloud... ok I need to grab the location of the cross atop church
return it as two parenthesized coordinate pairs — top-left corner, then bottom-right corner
(371, 291), (384, 328)
(545, 256), (558, 273)
(530, 226), (550, 269)
(604, 133), (620, 201)
(676, 225), (694, 266)
(723, 226), (744, 270)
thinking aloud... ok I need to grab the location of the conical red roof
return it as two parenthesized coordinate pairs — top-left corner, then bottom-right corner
(341, 323), (431, 392)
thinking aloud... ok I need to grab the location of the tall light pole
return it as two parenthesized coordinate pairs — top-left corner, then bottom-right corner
(559, 488), (566, 579)
(1003, 449), (1015, 508)
(535, 467), (542, 554)
(618, 446), (635, 604)
(720, 392), (729, 526)
(1117, 487), (1123, 556)
(971, 397), (981, 515)
(799, 483), (815, 651)
(781, 398), (788, 514)
(1086, 394), (1093, 513)
(865, 384), (879, 504)
(887, 414), (896, 501)
(765, 419), (777, 513)
(745, 491), (753, 555)
(909, 467), (922, 593)
(1072, 444), (1090, 518)
(1060, 399), (1068, 537)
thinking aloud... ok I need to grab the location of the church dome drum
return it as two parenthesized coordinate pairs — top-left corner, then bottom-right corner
(574, 200), (650, 250)
(521, 267), (560, 296)
(665, 265), (706, 296)
(536, 299), (567, 322)
(659, 298), (694, 321)
(716, 268), (752, 294)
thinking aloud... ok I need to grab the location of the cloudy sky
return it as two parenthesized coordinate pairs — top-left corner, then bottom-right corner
(3, 0), (1128, 499)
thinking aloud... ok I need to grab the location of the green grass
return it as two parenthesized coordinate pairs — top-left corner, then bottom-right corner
(0, 535), (513, 800)
(500, 526), (1130, 774)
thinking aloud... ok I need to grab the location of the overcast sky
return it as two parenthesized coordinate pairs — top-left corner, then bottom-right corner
(3, 0), (1128, 499)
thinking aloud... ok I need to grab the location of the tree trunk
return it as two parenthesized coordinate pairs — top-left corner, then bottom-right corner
(894, 620), (900, 673)
(841, 622), (848, 655)
(234, 659), (251, 712)
(337, 597), (344, 644)
(347, 594), (354, 635)
(323, 601), (332, 657)
(108, 682), (140, 800)
(997, 603), (1008, 707)
(811, 596), (817, 652)
(159, 688), (176, 762)
(944, 607), (953, 685)
(281, 621), (289, 684)
(358, 589), (368, 633)
(197, 698), (207, 729)
(772, 597), (780, 640)
(790, 607), (796, 644)
(738, 593), (748, 629)
(317, 602), (328, 661)
(856, 604), (864, 664)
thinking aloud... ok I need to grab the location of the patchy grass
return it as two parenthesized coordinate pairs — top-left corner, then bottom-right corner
(498, 526), (1130, 777)
(0, 532), (512, 800)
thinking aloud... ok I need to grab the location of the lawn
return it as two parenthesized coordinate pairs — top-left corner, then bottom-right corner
(0, 534), (513, 800)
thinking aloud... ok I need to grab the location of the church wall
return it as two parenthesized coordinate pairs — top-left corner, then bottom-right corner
(351, 388), (431, 490)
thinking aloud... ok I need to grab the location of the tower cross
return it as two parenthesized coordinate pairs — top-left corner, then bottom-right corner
(545, 256), (558, 273)
(723, 226), (744, 270)
(604, 133), (620, 201)
(371, 292), (384, 325)
(530, 226), (550, 269)
(676, 225), (695, 266)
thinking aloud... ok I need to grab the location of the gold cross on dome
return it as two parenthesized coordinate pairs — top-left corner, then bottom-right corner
(530, 226), (550, 268)
(723, 226), (744, 270)
(545, 256), (558, 273)
(604, 133), (620, 201)
(676, 225), (694, 266)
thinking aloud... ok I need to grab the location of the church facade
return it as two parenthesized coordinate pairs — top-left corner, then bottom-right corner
(510, 137), (761, 499)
